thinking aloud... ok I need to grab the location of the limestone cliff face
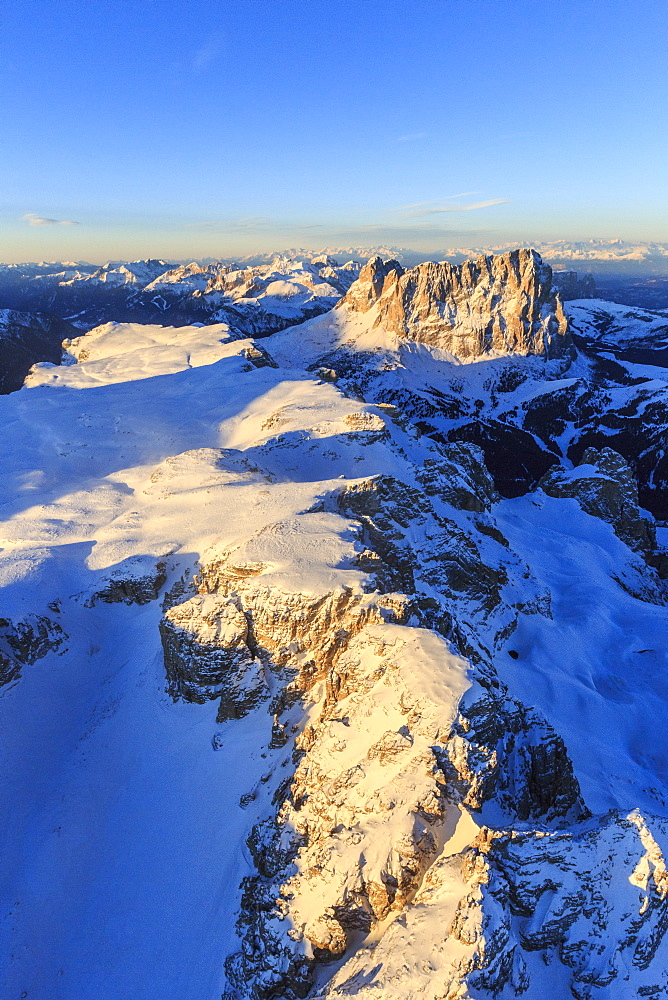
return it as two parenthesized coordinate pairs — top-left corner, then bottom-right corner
(160, 594), (267, 719)
(340, 249), (572, 360)
(321, 809), (668, 1000)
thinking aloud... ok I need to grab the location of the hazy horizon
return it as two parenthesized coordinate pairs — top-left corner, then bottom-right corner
(4, 237), (668, 271)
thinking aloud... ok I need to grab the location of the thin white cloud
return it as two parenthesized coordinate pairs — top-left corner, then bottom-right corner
(327, 222), (494, 244)
(399, 193), (479, 210)
(185, 217), (323, 233)
(401, 199), (509, 219)
(22, 213), (79, 227)
(192, 37), (223, 72)
(184, 218), (270, 234)
(395, 132), (427, 142)
(230, 217), (270, 231)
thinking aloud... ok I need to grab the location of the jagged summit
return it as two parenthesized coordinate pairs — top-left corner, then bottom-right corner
(340, 248), (572, 360)
(79, 258), (170, 286)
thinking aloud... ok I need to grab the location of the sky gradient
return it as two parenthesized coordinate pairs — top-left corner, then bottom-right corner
(1, 0), (667, 262)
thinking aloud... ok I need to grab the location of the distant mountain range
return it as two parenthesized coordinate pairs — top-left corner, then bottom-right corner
(269, 240), (668, 271)
(0, 254), (362, 333)
(6, 238), (668, 272)
(2, 241), (666, 321)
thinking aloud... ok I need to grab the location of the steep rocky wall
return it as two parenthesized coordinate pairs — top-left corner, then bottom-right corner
(340, 249), (572, 360)
(0, 308), (73, 393)
(317, 810), (668, 1000)
(160, 594), (267, 718)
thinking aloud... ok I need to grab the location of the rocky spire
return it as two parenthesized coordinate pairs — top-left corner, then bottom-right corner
(340, 255), (404, 313)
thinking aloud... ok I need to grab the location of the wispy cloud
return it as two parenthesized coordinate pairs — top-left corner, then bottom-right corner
(185, 217), (323, 233)
(22, 213), (79, 227)
(328, 223), (493, 243)
(395, 132), (427, 142)
(399, 194), (478, 210)
(181, 216), (498, 250)
(230, 217), (270, 231)
(400, 198), (509, 219)
(192, 37), (223, 72)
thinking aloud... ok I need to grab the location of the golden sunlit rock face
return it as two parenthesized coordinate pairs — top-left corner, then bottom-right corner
(342, 249), (571, 359)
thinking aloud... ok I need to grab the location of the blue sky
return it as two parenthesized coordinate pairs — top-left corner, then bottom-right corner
(1, 0), (667, 261)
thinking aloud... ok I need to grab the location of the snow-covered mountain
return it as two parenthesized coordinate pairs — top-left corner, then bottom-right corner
(568, 299), (668, 350)
(434, 239), (668, 268)
(222, 241), (668, 271)
(65, 258), (170, 287)
(0, 255), (362, 333)
(1, 250), (668, 1000)
(4, 242), (667, 342)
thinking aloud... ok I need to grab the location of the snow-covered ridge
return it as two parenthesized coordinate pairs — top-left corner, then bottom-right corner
(566, 298), (668, 349)
(433, 239), (668, 266)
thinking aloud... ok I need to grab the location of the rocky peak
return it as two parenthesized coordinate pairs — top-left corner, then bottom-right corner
(551, 268), (596, 300)
(340, 255), (405, 313)
(340, 248), (572, 360)
(311, 254), (340, 268)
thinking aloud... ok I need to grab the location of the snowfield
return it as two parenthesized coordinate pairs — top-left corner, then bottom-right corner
(567, 298), (668, 349)
(1, 255), (668, 1000)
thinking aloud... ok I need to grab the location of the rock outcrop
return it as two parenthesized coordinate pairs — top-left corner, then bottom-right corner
(552, 268), (596, 300)
(318, 810), (668, 1000)
(87, 559), (167, 606)
(160, 594), (266, 719)
(228, 624), (470, 998)
(0, 308), (73, 393)
(0, 613), (66, 686)
(340, 249), (572, 360)
(222, 599), (588, 1000)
